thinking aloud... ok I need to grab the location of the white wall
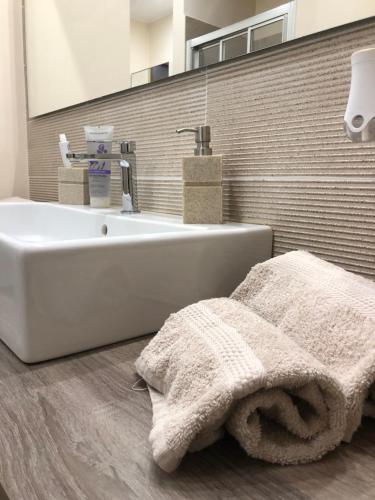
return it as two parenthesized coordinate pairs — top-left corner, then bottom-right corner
(172, 0), (186, 75)
(130, 15), (172, 75)
(185, 17), (219, 40)
(25, 0), (130, 117)
(184, 0), (255, 28)
(0, 0), (28, 200)
(130, 20), (150, 73)
(150, 15), (173, 67)
(255, 0), (285, 15)
(295, 0), (375, 38)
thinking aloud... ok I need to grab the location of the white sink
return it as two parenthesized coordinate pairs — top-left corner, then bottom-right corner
(0, 202), (272, 362)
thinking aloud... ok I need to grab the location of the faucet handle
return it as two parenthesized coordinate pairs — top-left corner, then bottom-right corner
(176, 126), (212, 156)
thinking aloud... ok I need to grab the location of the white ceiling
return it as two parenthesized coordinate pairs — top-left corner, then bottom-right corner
(130, 0), (174, 23)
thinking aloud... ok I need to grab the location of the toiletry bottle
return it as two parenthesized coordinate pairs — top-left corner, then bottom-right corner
(58, 133), (89, 205)
(59, 134), (72, 167)
(176, 126), (223, 224)
(84, 126), (114, 208)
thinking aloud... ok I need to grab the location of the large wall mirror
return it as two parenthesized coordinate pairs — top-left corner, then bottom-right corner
(25, 0), (375, 117)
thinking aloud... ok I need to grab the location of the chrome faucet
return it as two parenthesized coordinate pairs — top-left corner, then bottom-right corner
(119, 141), (139, 213)
(65, 140), (139, 214)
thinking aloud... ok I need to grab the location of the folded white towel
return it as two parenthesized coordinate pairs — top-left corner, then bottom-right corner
(136, 251), (375, 471)
(232, 250), (375, 440)
(136, 297), (345, 472)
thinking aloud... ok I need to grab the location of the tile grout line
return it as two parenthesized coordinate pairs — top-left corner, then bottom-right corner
(133, 175), (375, 183)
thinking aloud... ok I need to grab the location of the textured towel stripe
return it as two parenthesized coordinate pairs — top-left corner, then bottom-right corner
(182, 301), (265, 397)
(267, 252), (375, 318)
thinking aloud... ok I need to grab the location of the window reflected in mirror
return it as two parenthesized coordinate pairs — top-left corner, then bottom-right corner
(223, 32), (248, 61)
(198, 44), (221, 67)
(251, 19), (284, 52)
(189, 4), (289, 70)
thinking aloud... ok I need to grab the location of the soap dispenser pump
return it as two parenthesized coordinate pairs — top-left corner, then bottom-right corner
(176, 125), (223, 224)
(176, 126), (212, 156)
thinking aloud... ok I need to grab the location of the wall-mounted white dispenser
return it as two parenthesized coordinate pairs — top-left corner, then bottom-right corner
(344, 48), (375, 142)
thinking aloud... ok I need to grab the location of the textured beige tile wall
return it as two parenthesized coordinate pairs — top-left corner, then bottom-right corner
(28, 19), (375, 278)
(28, 72), (207, 206)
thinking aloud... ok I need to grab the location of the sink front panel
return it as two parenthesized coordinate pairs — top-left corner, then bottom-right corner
(0, 202), (272, 362)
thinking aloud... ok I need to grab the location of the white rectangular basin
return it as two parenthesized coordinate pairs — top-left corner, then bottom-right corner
(0, 202), (272, 362)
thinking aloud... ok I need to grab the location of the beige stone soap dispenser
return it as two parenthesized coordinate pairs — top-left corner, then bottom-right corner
(176, 125), (223, 224)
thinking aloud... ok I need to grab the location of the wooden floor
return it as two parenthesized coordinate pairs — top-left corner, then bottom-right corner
(0, 337), (374, 500)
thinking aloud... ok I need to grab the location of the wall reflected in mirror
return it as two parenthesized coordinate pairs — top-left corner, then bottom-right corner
(130, 0), (173, 87)
(25, 1), (375, 116)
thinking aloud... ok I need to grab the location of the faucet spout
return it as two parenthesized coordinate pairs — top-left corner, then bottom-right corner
(119, 151), (139, 214)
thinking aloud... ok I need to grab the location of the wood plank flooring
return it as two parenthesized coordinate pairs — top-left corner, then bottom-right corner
(0, 336), (374, 500)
